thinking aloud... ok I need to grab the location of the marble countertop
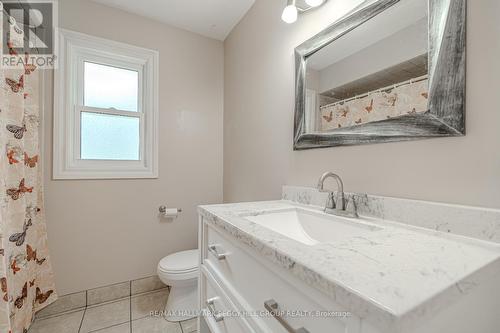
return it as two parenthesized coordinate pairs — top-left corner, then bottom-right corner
(198, 200), (500, 332)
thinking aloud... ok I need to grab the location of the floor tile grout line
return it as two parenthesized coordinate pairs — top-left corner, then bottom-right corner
(88, 280), (132, 292)
(84, 295), (133, 310)
(129, 314), (171, 323)
(131, 287), (169, 297)
(78, 290), (88, 333)
(36, 287), (169, 320)
(128, 312), (195, 324)
(32, 285), (186, 333)
(85, 317), (191, 333)
(129, 281), (132, 333)
(34, 289), (168, 325)
(80, 293), (132, 333)
(35, 307), (86, 321)
(77, 306), (87, 333)
(86, 320), (130, 333)
(85, 288), (169, 311)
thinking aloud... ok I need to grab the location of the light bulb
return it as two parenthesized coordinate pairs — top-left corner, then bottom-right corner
(305, 0), (325, 7)
(281, 4), (298, 24)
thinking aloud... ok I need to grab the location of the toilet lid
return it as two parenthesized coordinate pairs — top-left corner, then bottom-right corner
(159, 249), (198, 273)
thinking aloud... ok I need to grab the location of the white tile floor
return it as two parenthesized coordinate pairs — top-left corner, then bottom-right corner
(28, 288), (198, 333)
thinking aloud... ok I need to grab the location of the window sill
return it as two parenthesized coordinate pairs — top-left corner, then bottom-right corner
(53, 169), (158, 180)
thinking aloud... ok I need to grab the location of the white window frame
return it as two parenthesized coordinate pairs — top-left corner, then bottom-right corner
(54, 29), (159, 179)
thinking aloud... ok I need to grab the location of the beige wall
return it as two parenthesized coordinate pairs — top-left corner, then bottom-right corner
(223, 0), (500, 208)
(44, 0), (224, 295)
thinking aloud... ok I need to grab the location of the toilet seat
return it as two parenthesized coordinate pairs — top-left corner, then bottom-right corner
(158, 249), (198, 280)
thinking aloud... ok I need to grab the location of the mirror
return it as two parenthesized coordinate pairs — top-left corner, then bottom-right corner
(294, 0), (466, 150)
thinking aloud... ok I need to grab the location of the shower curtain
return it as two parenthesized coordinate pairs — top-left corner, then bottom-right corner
(0, 10), (57, 333)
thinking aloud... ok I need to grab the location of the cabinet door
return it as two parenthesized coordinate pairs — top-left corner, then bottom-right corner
(199, 316), (212, 333)
(202, 223), (360, 333)
(200, 271), (253, 333)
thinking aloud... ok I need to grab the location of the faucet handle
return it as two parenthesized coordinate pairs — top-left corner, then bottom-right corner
(345, 196), (359, 218)
(326, 192), (336, 210)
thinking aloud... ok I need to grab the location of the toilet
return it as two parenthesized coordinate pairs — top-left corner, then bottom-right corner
(157, 249), (199, 322)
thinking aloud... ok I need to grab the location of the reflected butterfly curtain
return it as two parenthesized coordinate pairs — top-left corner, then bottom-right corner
(0, 9), (57, 333)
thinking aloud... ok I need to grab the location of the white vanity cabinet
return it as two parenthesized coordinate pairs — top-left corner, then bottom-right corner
(198, 211), (500, 333)
(198, 193), (500, 333)
(198, 218), (361, 333)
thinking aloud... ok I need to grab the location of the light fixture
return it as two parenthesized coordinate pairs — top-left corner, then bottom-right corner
(281, 0), (328, 24)
(305, 0), (325, 7)
(281, 0), (298, 24)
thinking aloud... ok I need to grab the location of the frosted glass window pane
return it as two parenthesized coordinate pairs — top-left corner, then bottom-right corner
(81, 112), (140, 160)
(84, 62), (139, 112)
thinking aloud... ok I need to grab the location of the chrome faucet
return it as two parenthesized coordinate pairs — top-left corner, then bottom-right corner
(317, 172), (358, 218)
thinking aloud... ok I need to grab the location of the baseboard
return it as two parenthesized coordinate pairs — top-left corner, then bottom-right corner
(36, 275), (166, 319)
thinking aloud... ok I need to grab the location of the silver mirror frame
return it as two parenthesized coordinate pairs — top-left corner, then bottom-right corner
(293, 0), (466, 150)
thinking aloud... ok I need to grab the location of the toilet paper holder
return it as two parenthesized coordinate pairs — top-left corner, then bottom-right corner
(159, 205), (182, 214)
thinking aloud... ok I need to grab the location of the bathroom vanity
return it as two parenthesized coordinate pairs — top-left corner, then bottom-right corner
(197, 186), (500, 333)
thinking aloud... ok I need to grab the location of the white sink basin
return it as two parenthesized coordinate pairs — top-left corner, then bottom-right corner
(243, 208), (381, 245)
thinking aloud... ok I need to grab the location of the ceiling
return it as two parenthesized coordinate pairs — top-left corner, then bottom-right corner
(90, 0), (255, 41)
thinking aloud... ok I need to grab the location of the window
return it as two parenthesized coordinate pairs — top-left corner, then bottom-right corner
(54, 29), (159, 179)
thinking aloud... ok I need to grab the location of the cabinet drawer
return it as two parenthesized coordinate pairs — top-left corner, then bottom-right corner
(201, 268), (252, 333)
(203, 223), (357, 333)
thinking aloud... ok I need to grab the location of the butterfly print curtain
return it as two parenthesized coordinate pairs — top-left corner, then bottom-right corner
(0, 16), (57, 333)
(320, 78), (429, 131)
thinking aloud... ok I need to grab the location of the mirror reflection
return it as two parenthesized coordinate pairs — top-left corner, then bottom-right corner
(304, 0), (429, 133)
